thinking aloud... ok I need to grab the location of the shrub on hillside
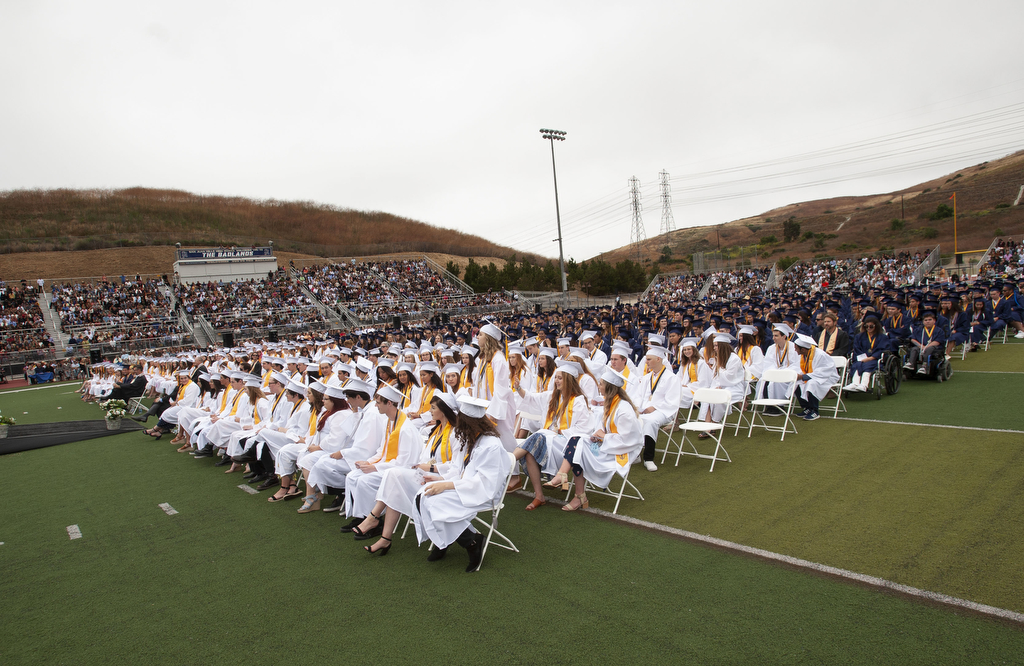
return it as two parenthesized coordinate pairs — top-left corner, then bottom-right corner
(927, 204), (954, 221)
(890, 218), (904, 231)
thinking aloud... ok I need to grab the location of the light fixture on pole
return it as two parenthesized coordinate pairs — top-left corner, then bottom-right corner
(540, 128), (568, 308)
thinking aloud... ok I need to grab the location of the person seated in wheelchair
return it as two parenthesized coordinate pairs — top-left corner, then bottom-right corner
(904, 310), (946, 377)
(843, 314), (889, 393)
(881, 299), (911, 346)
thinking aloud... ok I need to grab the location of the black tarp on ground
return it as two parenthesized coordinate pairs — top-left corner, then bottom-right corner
(0, 419), (146, 455)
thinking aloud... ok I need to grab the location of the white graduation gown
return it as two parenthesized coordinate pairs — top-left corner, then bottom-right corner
(413, 435), (507, 550)
(572, 398), (643, 489)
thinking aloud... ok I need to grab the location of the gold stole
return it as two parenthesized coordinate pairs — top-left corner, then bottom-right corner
(370, 412), (407, 463)
(544, 396), (574, 431)
(418, 386), (435, 412)
(308, 411), (317, 437)
(818, 329), (837, 354)
(262, 372), (272, 388)
(228, 391), (243, 416)
(401, 383), (414, 407)
(218, 390), (230, 412)
(177, 380), (192, 402)
(428, 421), (454, 463)
(649, 367), (666, 395)
(687, 363), (698, 383)
(923, 325), (935, 344)
(606, 396), (628, 467)
(254, 401), (262, 425)
(800, 350), (814, 375)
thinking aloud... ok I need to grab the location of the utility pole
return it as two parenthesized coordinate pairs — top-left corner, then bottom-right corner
(629, 176), (646, 264)
(540, 129), (568, 307)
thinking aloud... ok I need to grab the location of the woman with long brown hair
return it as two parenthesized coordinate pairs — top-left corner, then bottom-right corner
(294, 384), (352, 513)
(563, 366), (643, 511)
(353, 392), (460, 557)
(414, 396), (509, 572)
(471, 324), (518, 452)
(511, 361), (593, 509)
(695, 333), (746, 437)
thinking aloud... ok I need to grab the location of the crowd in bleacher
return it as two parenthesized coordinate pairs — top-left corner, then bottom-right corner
(0, 282), (54, 351)
(175, 272), (325, 330)
(980, 239), (1023, 277)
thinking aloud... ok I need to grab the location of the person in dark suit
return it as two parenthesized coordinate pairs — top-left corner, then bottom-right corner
(108, 364), (148, 401)
(815, 313), (850, 358)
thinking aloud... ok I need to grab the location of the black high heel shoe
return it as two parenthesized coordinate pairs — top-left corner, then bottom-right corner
(364, 536), (391, 556)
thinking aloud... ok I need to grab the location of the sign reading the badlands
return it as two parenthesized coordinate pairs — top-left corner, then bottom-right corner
(176, 247), (274, 260)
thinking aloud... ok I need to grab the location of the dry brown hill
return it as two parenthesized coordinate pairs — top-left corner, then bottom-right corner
(0, 187), (543, 263)
(0, 247), (510, 282)
(598, 150), (1024, 269)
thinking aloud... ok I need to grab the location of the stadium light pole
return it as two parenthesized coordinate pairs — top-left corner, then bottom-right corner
(540, 128), (568, 308)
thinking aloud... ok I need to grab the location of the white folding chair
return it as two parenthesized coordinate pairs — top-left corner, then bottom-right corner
(565, 448), (645, 514)
(659, 389), (694, 464)
(471, 450), (520, 572)
(128, 396), (146, 415)
(666, 388), (732, 472)
(747, 369), (799, 441)
(725, 379), (756, 436)
(821, 356), (848, 419)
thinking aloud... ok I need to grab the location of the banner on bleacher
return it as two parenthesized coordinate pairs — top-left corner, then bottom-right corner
(176, 247), (274, 260)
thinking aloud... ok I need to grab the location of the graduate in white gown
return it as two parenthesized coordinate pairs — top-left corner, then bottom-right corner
(567, 366), (644, 510)
(511, 360), (593, 510)
(343, 383), (423, 528)
(757, 323), (801, 407)
(515, 348), (555, 437)
(791, 334), (839, 421)
(469, 324), (518, 453)
(676, 340), (701, 411)
(413, 396), (509, 572)
(696, 333), (747, 428)
(146, 371), (201, 438)
(348, 391), (459, 556)
(292, 385), (354, 513)
(636, 346), (680, 472)
(305, 379), (383, 509)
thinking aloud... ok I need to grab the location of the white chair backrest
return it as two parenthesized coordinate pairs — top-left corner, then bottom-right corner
(761, 368), (798, 383)
(693, 387), (731, 405)
(833, 356), (848, 369)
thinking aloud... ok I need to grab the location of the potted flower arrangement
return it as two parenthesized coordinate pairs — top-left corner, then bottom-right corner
(0, 410), (14, 438)
(99, 399), (128, 430)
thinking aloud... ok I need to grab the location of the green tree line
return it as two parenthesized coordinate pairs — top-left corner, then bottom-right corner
(449, 256), (651, 296)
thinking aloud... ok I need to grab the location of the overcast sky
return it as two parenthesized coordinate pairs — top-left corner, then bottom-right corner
(3, 1), (1023, 261)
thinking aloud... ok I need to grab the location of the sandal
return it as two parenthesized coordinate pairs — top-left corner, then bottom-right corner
(176, 443), (192, 453)
(562, 494), (589, 512)
(284, 485), (304, 499)
(544, 472), (569, 490)
(698, 432), (712, 440)
(506, 476), (523, 493)
(352, 513), (382, 539)
(224, 463), (243, 474)
(297, 495), (321, 513)
(267, 488), (290, 503)
(525, 498), (546, 511)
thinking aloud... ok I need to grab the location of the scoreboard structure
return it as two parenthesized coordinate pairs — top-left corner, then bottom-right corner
(173, 246), (278, 284)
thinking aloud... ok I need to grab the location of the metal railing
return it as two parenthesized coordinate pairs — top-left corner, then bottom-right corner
(910, 245), (941, 285)
(420, 255), (475, 294)
(765, 262), (779, 291)
(697, 274), (714, 300)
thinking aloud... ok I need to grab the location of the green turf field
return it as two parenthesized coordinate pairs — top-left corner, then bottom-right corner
(1, 344), (1022, 663)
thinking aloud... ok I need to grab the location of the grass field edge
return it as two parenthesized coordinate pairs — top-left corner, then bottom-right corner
(559, 499), (1024, 626)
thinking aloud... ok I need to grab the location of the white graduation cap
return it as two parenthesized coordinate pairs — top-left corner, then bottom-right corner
(480, 323), (503, 341)
(773, 323), (794, 337)
(554, 359), (582, 378)
(794, 333), (816, 349)
(601, 366), (626, 388)
(375, 383), (403, 404)
(457, 396), (490, 418)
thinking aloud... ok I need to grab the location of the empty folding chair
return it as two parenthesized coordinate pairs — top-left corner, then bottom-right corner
(821, 356), (848, 419)
(664, 388), (732, 472)
(747, 368), (799, 441)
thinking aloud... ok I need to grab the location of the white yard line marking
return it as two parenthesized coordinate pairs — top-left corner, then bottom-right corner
(237, 484), (258, 495)
(954, 370), (1024, 375)
(1, 383), (79, 394)
(158, 503), (179, 516)
(66, 525), (82, 540)
(834, 416), (1024, 434)
(586, 508), (1024, 625)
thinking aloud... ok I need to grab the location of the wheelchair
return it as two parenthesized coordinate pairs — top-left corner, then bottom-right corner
(868, 350), (903, 399)
(901, 343), (953, 384)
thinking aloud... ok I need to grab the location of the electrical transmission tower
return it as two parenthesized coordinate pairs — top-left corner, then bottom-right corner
(659, 170), (675, 235)
(629, 176), (646, 264)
